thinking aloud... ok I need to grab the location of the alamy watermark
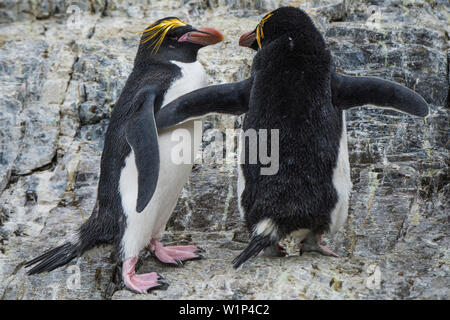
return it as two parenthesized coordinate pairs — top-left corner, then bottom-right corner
(365, 264), (382, 290)
(47, 264), (81, 299)
(170, 121), (279, 175)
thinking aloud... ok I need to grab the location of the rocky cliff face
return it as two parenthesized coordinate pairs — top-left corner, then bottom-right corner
(0, 0), (448, 300)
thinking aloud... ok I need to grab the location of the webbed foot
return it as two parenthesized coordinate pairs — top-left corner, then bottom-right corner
(300, 234), (339, 257)
(149, 238), (204, 265)
(123, 257), (168, 293)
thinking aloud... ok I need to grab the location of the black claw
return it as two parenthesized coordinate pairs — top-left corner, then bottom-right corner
(156, 280), (170, 291)
(159, 260), (183, 267)
(195, 246), (206, 253)
(157, 273), (166, 281)
(196, 253), (205, 260)
(184, 254), (205, 261)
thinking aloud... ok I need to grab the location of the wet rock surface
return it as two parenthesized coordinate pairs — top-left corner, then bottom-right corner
(0, 1), (448, 299)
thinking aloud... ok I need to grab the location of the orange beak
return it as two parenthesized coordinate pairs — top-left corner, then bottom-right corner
(178, 27), (224, 46)
(239, 31), (256, 47)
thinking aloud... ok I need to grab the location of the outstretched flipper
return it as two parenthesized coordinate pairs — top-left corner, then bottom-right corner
(331, 71), (429, 117)
(126, 86), (160, 213)
(155, 77), (253, 130)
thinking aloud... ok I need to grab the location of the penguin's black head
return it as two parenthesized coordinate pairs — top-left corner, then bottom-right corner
(239, 7), (323, 54)
(136, 17), (223, 63)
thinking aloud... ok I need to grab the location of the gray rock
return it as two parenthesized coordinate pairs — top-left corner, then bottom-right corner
(0, 0), (108, 23)
(0, 0), (448, 300)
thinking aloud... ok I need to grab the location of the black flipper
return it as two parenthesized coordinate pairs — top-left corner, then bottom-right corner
(331, 71), (429, 117)
(155, 77), (253, 130)
(126, 86), (160, 213)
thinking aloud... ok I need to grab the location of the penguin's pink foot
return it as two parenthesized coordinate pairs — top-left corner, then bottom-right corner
(149, 238), (204, 265)
(300, 234), (339, 257)
(260, 243), (287, 257)
(122, 257), (167, 294)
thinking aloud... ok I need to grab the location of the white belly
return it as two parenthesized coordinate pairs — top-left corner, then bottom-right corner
(329, 114), (352, 234)
(119, 60), (207, 259)
(237, 129), (246, 219)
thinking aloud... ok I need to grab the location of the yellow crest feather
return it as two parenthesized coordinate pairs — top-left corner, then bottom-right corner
(256, 13), (273, 49)
(141, 18), (188, 54)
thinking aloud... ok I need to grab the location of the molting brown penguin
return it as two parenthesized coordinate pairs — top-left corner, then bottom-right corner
(152, 7), (429, 268)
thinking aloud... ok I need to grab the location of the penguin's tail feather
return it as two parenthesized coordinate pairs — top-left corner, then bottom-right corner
(25, 241), (83, 275)
(25, 201), (117, 275)
(232, 234), (275, 269)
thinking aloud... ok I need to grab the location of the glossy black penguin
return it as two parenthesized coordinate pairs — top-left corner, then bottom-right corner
(25, 17), (223, 293)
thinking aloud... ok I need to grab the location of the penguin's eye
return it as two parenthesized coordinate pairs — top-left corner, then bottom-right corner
(167, 35), (178, 41)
